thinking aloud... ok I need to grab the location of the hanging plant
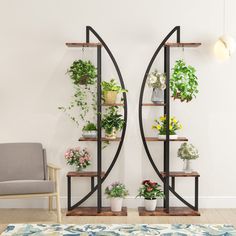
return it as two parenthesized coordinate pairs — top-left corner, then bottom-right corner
(170, 59), (199, 102)
(67, 59), (97, 85)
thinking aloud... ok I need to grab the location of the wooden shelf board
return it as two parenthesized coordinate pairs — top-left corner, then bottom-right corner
(165, 42), (201, 48)
(138, 207), (200, 216)
(102, 103), (124, 106)
(66, 42), (102, 48)
(142, 103), (165, 106)
(67, 207), (127, 216)
(161, 171), (200, 177)
(145, 137), (188, 142)
(67, 171), (105, 178)
(79, 137), (121, 141)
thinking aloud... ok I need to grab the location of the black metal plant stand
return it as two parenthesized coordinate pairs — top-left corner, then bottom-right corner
(138, 26), (201, 216)
(66, 26), (128, 216)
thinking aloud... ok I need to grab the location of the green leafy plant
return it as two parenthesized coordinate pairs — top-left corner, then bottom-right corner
(137, 180), (164, 200)
(152, 115), (182, 135)
(101, 107), (125, 134)
(82, 122), (97, 131)
(67, 60), (97, 85)
(101, 79), (128, 93)
(105, 182), (129, 198)
(178, 142), (199, 160)
(170, 59), (199, 102)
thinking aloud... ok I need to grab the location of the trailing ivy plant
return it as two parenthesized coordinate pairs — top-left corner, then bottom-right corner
(170, 59), (199, 102)
(58, 60), (97, 126)
(67, 60), (97, 85)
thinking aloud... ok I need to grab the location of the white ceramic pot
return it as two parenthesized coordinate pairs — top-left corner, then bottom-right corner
(110, 197), (123, 212)
(158, 134), (178, 140)
(144, 198), (157, 211)
(82, 130), (97, 138)
(183, 159), (193, 173)
(151, 88), (164, 104)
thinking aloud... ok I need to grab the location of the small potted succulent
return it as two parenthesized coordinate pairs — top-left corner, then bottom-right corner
(102, 107), (125, 139)
(101, 79), (128, 104)
(64, 147), (91, 171)
(170, 59), (199, 102)
(147, 70), (166, 104)
(105, 182), (129, 212)
(67, 59), (97, 85)
(152, 115), (182, 139)
(137, 180), (164, 211)
(82, 122), (97, 138)
(178, 142), (199, 173)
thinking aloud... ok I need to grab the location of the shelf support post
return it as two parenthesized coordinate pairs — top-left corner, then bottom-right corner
(195, 176), (199, 211)
(97, 45), (102, 213)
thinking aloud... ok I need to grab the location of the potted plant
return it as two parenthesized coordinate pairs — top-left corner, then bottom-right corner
(137, 180), (164, 211)
(178, 142), (199, 173)
(102, 107), (125, 139)
(64, 147), (91, 171)
(101, 79), (128, 104)
(147, 70), (166, 104)
(67, 59), (97, 85)
(82, 122), (97, 138)
(170, 59), (199, 102)
(105, 182), (129, 212)
(152, 115), (182, 139)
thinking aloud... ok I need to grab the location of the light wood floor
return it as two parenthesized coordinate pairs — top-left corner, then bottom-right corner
(0, 208), (236, 233)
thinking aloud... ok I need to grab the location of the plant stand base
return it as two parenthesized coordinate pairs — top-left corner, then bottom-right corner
(66, 207), (127, 216)
(138, 207), (200, 216)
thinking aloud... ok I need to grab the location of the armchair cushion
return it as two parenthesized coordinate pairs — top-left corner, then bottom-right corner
(0, 143), (46, 182)
(0, 180), (55, 195)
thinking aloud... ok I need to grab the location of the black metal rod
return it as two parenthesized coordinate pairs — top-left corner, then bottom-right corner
(195, 177), (199, 211)
(164, 45), (170, 213)
(67, 176), (71, 211)
(91, 177), (95, 190)
(171, 177), (175, 191)
(176, 26), (181, 43)
(97, 45), (102, 213)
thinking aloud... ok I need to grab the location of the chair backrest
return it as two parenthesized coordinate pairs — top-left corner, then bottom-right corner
(0, 143), (47, 182)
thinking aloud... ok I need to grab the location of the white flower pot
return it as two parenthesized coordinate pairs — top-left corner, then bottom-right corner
(82, 130), (97, 138)
(151, 88), (164, 104)
(110, 197), (123, 212)
(144, 198), (157, 211)
(183, 159), (193, 173)
(158, 134), (178, 140)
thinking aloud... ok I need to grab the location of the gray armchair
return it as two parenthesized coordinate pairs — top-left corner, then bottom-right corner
(0, 143), (61, 223)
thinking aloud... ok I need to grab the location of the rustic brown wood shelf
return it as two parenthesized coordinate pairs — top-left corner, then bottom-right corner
(67, 207), (127, 216)
(67, 171), (105, 178)
(138, 207), (200, 216)
(142, 103), (165, 106)
(66, 42), (102, 48)
(102, 103), (124, 106)
(161, 171), (200, 177)
(79, 137), (121, 141)
(165, 42), (201, 47)
(145, 137), (188, 142)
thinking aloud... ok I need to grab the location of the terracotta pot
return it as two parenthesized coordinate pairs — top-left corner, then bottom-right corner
(104, 91), (118, 104)
(110, 197), (123, 212)
(144, 198), (157, 211)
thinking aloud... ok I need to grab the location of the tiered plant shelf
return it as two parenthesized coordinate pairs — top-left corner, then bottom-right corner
(138, 26), (201, 216)
(66, 26), (127, 216)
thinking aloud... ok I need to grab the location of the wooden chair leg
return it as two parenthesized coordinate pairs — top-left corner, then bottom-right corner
(56, 193), (62, 223)
(49, 196), (53, 211)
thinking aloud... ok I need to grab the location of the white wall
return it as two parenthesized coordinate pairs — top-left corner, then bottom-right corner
(0, 0), (236, 209)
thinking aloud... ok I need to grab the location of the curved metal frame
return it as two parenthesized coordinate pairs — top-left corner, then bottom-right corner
(138, 26), (197, 212)
(70, 26), (127, 211)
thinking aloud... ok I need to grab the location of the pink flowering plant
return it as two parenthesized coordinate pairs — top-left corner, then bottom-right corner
(64, 147), (91, 171)
(137, 180), (164, 200)
(105, 182), (129, 198)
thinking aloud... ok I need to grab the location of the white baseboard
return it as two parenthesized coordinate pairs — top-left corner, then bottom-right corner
(0, 196), (236, 209)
